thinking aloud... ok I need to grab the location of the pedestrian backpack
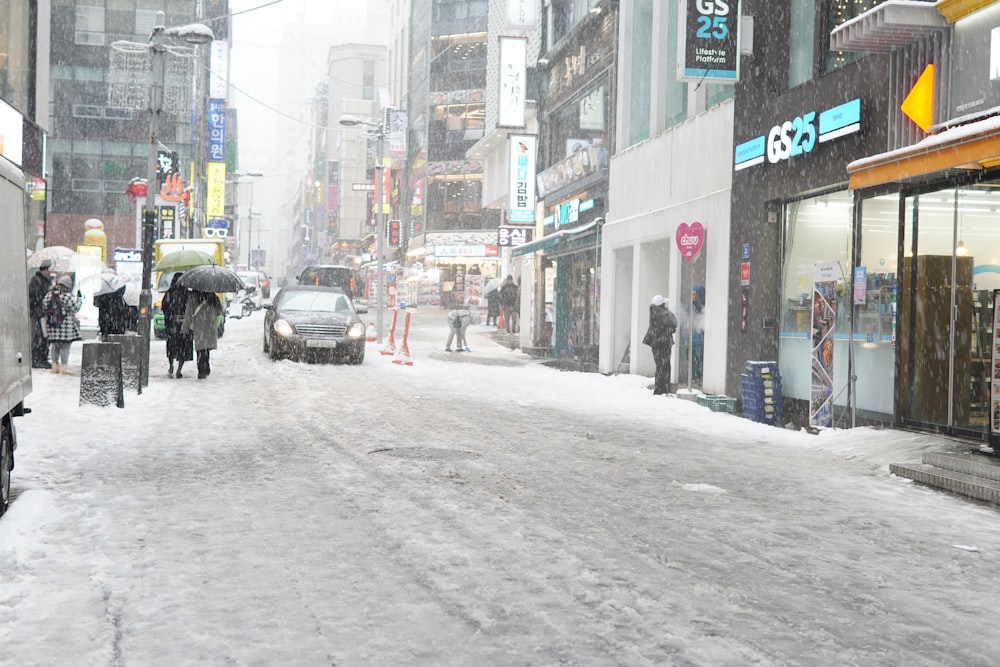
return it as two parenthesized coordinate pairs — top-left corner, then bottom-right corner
(46, 295), (64, 327)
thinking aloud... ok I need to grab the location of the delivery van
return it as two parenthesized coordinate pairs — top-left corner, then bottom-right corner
(0, 157), (33, 516)
(151, 238), (226, 338)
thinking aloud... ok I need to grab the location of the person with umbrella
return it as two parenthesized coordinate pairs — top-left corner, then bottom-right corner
(93, 276), (129, 341)
(182, 290), (223, 379)
(42, 275), (82, 375)
(161, 273), (193, 378)
(484, 277), (502, 327)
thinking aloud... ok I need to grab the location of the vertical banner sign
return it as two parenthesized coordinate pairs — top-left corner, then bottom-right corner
(209, 41), (229, 100)
(158, 206), (176, 239)
(679, 0), (741, 83)
(809, 261), (839, 428)
(498, 37), (528, 128)
(508, 135), (537, 223)
(206, 162), (226, 218)
(506, 0), (537, 27)
(990, 290), (1000, 448)
(208, 100), (226, 162)
(676, 221), (706, 391)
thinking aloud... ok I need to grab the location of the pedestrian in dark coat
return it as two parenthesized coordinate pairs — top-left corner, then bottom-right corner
(94, 286), (128, 340)
(161, 273), (193, 378)
(182, 290), (223, 379)
(28, 260), (53, 368)
(642, 294), (678, 395)
(485, 288), (500, 327)
(499, 275), (519, 333)
(42, 275), (82, 375)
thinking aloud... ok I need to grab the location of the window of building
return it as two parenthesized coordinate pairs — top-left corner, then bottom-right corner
(72, 178), (102, 192)
(76, 6), (106, 46)
(363, 60), (375, 100)
(627, 0), (653, 146)
(788, 0), (815, 87)
(548, 81), (608, 165)
(778, 190), (854, 413)
(135, 10), (158, 39)
(663, 3), (687, 127)
(824, 0), (877, 73)
(73, 104), (104, 119)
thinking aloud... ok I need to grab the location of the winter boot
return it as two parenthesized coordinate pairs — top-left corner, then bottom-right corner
(175, 361), (184, 379)
(168, 361), (174, 377)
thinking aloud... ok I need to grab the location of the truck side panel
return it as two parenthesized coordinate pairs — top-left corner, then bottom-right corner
(0, 158), (32, 420)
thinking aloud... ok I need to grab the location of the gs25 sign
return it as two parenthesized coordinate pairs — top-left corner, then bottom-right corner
(680, 0), (740, 82)
(767, 111), (817, 164)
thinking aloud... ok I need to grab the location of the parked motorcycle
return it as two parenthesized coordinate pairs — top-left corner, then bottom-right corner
(227, 286), (258, 319)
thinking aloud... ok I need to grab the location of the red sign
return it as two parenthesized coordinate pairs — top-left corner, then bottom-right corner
(740, 262), (750, 286)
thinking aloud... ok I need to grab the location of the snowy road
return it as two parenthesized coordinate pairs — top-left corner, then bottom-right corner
(2, 308), (1000, 666)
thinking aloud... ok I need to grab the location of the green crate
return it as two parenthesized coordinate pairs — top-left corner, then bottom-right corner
(697, 394), (736, 413)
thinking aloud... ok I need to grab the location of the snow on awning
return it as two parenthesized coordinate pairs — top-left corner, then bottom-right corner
(829, 1), (948, 53)
(510, 221), (598, 258)
(848, 112), (1000, 190)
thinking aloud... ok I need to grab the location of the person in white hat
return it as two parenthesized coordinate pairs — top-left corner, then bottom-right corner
(642, 294), (678, 394)
(42, 275), (82, 374)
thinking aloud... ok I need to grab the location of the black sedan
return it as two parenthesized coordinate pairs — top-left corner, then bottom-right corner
(263, 285), (367, 364)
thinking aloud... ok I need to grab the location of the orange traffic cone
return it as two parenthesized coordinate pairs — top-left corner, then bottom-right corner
(497, 312), (505, 331)
(381, 309), (398, 356)
(392, 311), (413, 366)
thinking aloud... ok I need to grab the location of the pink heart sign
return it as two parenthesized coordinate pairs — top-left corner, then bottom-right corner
(676, 221), (705, 263)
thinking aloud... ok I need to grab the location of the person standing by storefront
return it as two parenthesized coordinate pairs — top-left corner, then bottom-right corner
(642, 295), (677, 395)
(499, 275), (518, 334)
(28, 260), (53, 368)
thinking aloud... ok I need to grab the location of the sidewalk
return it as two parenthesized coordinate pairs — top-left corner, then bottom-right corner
(366, 305), (532, 367)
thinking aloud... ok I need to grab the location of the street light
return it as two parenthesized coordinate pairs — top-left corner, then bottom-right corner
(340, 112), (386, 344)
(228, 172), (263, 268)
(114, 11), (213, 389)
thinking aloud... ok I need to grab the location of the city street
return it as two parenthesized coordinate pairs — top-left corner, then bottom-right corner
(2, 309), (999, 666)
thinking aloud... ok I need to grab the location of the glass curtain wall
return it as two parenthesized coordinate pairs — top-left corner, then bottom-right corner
(898, 182), (1000, 436)
(778, 190), (853, 420)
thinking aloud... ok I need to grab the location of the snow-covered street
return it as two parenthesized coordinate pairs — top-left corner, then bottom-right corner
(2, 309), (999, 666)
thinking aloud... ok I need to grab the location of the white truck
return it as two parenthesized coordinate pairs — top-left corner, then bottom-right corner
(0, 157), (33, 516)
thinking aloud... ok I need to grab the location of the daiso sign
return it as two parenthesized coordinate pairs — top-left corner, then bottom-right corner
(675, 221), (705, 263)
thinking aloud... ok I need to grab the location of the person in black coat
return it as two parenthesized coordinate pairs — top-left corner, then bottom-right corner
(499, 275), (519, 333)
(161, 273), (194, 378)
(28, 260), (53, 368)
(642, 294), (678, 395)
(485, 287), (500, 326)
(93, 286), (128, 340)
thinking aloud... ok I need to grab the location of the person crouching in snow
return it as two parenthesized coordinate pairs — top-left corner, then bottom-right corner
(446, 308), (480, 352)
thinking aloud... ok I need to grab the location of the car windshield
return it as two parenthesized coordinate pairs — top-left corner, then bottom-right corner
(239, 274), (259, 287)
(156, 271), (180, 292)
(280, 291), (352, 313)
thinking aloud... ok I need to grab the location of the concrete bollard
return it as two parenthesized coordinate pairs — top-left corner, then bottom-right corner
(105, 334), (141, 392)
(79, 342), (124, 408)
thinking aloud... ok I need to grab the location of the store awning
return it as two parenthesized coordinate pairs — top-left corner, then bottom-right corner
(510, 221), (598, 258)
(847, 114), (1000, 190)
(829, 1), (948, 53)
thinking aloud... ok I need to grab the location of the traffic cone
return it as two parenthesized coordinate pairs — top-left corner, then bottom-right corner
(392, 311), (413, 366)
(381, 309), (398, 356)
(497, 312), (505, 331)
(365, 322), (376, 342)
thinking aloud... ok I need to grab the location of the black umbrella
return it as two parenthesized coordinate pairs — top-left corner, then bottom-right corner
(176, 265), (245, 293)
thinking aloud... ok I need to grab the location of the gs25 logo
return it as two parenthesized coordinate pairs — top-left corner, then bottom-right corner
(767, 112), (817, 164)
(694, 0), (731, 40)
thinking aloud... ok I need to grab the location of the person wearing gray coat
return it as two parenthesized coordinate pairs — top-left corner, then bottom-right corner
(182, 290), (223, 379)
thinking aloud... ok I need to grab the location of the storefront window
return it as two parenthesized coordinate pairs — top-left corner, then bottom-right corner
(824, 0), (877, 73)
(855, 194), (899, 419)
(548, 81), (608, 163)
(778, 190), (853, 413)
(898, 183), (1000, 435)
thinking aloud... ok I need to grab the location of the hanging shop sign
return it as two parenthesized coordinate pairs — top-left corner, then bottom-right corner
(678, 0), (741, 83)
(734, 98), (862, 171)
(206, 162), (226, 218)
(208, 99), (226, 162)
(675, 221), (705, 263)
(809, 261), (839, 429)
(498, 37), (527, 128)
(209, 41), (229, 100)
(508, 135), (537, 223)
(498, 225), (533, 247)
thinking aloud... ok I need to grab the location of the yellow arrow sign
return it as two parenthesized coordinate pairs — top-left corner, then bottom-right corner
(901, 64), (934, 132)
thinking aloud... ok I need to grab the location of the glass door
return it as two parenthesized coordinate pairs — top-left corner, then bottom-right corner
(899, 186), (981, 434)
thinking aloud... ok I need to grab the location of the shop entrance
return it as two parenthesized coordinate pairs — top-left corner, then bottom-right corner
(898, 184), (1000, 437)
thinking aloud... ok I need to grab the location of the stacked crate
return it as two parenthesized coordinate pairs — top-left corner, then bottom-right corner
(741, 361), (782, 424)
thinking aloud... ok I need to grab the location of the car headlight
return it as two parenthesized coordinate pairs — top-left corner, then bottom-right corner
(347, 322), (365, 338)
(274, 319), (295, 338)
